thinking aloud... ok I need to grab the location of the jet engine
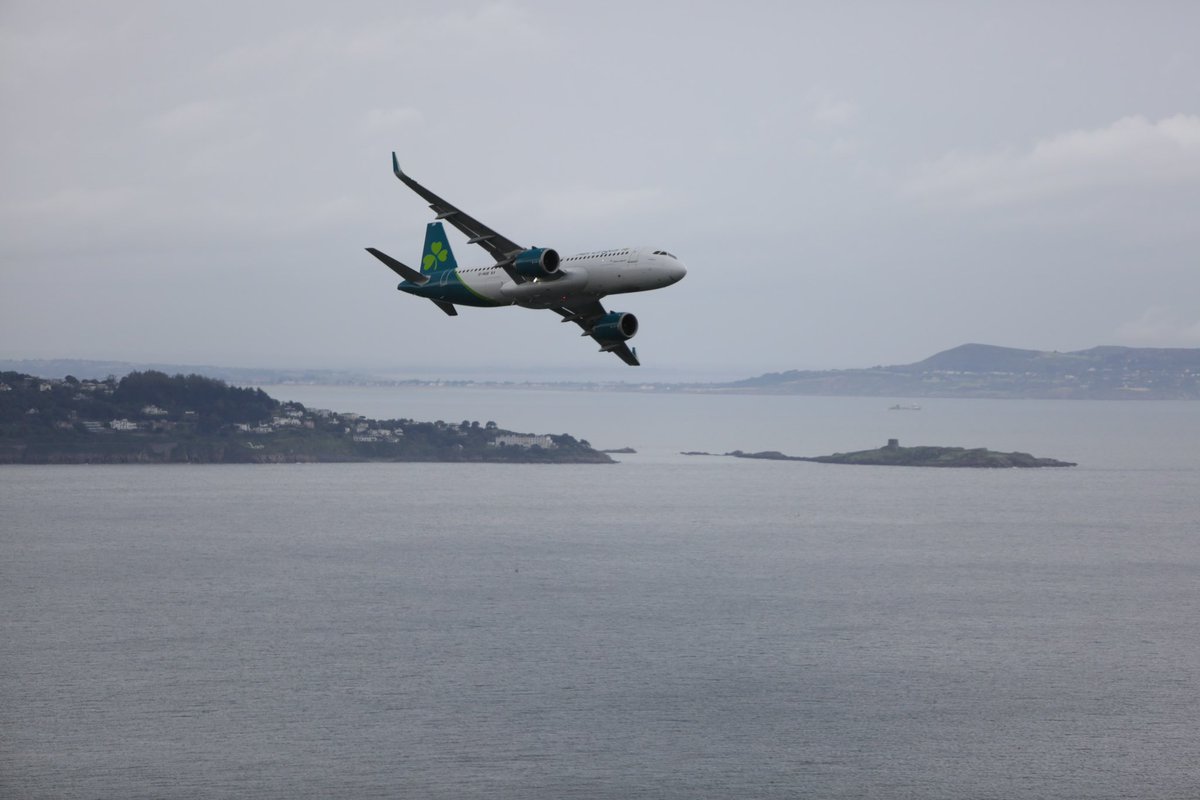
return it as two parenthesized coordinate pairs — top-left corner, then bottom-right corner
(591, 311), (639, 344)
(512, 247), (560, 279)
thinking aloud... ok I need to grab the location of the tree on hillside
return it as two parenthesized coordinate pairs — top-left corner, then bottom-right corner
(114, 371), (277, 424)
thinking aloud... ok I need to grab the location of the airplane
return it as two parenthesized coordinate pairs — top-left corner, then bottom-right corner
(366, 154), (687, 366)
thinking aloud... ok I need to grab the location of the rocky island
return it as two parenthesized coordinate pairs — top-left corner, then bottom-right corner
(710, 439), (1075, 468)
(0, 371), (611, 464)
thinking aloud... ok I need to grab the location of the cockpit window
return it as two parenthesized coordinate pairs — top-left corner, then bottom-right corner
(653, 250), (677, 259)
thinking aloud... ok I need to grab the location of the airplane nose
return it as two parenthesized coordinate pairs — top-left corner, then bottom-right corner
(669, 260), (687, 283)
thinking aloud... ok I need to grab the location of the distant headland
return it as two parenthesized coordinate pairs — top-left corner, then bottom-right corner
(722, 344), (1200, 400)
(0, 371), (611, 465)
(6, 342), (1198, 400)
(689, 440), (1076, 468)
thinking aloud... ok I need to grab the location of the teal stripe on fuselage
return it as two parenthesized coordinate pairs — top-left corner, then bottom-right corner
(400, 269), (505, 308)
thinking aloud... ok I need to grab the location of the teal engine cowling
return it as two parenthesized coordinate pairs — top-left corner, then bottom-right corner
(591, 311), (638, 344)
(512, 247), (560, 279)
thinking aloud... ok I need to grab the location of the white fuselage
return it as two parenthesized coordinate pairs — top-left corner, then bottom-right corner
(446, 246), (686, 309)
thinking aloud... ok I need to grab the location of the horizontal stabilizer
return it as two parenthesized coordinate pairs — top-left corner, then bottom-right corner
(366, 247), (427, 285)
(430, 299), (458, 316)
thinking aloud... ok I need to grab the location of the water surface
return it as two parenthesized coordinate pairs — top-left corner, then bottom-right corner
(3, 393), (1198, 798)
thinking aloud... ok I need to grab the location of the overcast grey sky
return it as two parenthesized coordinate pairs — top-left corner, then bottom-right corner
(3, 1), (1198, 380)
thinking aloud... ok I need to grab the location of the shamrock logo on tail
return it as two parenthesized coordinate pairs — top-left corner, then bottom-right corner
(423, 241), (449, 271)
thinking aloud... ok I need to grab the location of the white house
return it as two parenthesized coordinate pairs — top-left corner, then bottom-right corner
(491, 434), (556, 449)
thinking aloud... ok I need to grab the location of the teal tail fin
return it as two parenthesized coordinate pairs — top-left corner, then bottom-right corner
(420, 222), (459, 274)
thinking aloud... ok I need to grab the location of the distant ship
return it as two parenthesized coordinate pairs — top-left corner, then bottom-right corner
(888, 403), (922, 411)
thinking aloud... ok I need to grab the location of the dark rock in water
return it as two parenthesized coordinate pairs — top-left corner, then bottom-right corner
(726, 441), (1076, 468)
(601, 447), (637, 454)
(726, 450), (801, 461)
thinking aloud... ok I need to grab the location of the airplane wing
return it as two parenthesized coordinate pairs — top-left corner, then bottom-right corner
(391, 154), (526, 270)
(553, 300), (640, 366)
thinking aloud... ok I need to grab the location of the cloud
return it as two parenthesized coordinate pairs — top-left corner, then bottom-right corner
(0, 14), (133, 77)
(147, 100), (230, 135)
(829, 137), (859, 157)
(812, 98), (858, 127)
(905, 114), (1200, 207)
(352, 2), (541, 58)
(207, 2), (542, 78)
(531, 186), (674, 226)
(19, 185), (142, 220)
(1114, 307), (1200, 346)
(475, 184), (677, 242)
(208, 28), (335, 77)
(359, 107), (425, 136)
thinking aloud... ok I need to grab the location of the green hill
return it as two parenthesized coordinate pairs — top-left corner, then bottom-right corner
(0, 371), (611, 464)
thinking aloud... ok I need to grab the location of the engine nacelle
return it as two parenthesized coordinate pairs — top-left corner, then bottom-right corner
(512, 247), (560, 279)
(591, 311), (638, 344)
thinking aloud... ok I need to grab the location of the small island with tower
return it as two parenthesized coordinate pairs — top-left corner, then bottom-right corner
(700, 439), (1076, 468)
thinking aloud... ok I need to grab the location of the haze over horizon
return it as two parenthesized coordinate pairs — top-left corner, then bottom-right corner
(3, 1), (1199, 381)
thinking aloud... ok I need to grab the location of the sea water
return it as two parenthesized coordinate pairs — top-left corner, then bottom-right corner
(2, 391), (1198, 798)
(260, 385), (1200, 469)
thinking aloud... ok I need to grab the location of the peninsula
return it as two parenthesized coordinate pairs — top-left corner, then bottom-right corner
(709, 439), (1075, 468)
(0, 371), (611, 464)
